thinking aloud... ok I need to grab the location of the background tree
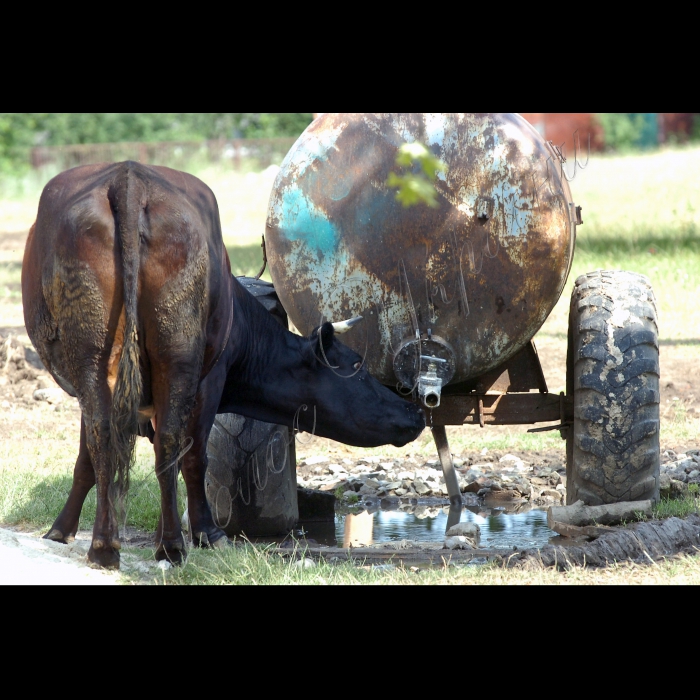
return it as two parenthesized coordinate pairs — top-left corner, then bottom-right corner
(0, 113), (314, 174)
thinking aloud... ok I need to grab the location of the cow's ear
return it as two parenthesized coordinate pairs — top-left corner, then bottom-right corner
(316, 322), (335, 353)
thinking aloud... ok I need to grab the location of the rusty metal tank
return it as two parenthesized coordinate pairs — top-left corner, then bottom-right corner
(265, 113), (577, 407)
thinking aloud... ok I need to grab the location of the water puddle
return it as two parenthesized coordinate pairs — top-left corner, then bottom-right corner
(301, 501), (556, 550)
(361, 507), (551, 549)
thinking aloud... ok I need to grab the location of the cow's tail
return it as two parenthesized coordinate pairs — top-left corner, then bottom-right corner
(107, 162), (145, 508)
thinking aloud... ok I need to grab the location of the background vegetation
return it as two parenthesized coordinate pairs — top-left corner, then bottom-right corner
(0, 113), (314, 175)
(595, 113), (700, 152)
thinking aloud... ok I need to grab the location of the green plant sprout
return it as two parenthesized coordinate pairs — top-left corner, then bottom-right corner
(386, 142), (446, 208)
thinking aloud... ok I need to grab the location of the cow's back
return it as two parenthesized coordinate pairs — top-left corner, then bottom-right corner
(22, 161), (231, 403)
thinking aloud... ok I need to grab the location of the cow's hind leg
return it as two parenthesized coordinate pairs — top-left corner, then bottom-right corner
(39, 263), (124, 568)
(153, 425), (187, 565)
(45, 418), (96, 543)
(83, 413), (122, 569)
(181, 367), (230, 549)
(151, 368), (203, 565)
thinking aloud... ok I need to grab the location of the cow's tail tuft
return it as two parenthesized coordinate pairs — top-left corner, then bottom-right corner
(107, 162), (145, 510)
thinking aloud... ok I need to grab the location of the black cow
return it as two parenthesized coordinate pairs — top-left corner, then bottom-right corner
(21, 161), (424, 569)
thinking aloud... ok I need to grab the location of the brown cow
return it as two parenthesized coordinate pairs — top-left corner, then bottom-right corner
(22, 161), (424, 569)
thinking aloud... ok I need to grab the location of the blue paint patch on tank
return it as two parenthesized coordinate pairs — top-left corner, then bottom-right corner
(277, 187), (339, 255)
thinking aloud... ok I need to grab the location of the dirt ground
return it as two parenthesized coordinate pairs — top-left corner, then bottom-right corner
(1, 227), (698, 583)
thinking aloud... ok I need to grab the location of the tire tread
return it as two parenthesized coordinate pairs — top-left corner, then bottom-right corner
(566, 270), (660, 505)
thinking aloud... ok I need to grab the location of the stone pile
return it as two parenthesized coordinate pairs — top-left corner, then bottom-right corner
(296, 452), (567, 507)
(660, 449), (700, 497)
(297, 448), (700, 510)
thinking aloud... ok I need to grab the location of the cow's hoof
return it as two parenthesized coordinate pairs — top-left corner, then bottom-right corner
(44, 528), (68, 544)
(211, 535), (232, 550)
(88, 543), (121, 569)
(192, 529), (229, 549)
(155, 541), (186, 566)
(192, 531), (210, 547)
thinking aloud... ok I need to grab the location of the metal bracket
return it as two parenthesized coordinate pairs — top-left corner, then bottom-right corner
(527, 423), (568, 433)
(527, 392), (572, 435)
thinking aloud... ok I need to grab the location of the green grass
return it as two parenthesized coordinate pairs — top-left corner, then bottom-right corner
(569, 146), (700, 247)
(124, 537), (700, 586)
(0, 437), (186, 532)
(137, 541), (389, 585)
(653, 495), (699, 520)
(0, 158), (282, 243)
(653, 484), (700, 520)
(661, 400), (700, 444)
(428, 426), (564, 454)
(540, 145), (700, 344)
(540, 247), (700, 348)
(294, 426), (566, 464)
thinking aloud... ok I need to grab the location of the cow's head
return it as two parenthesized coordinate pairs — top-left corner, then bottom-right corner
(228, 315), (425, 448)
(290, 318), (425, 447)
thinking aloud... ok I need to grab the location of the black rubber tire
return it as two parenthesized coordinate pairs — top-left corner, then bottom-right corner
(204, 413), (298, 537)
(566, 270), (660, 505)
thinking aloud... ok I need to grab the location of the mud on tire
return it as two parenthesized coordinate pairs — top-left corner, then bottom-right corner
(566, 270), (660, 505)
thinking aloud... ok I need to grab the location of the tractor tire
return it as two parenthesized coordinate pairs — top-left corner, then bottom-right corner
(205, 413), (298, 538)
(566, 270), (660, 505)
